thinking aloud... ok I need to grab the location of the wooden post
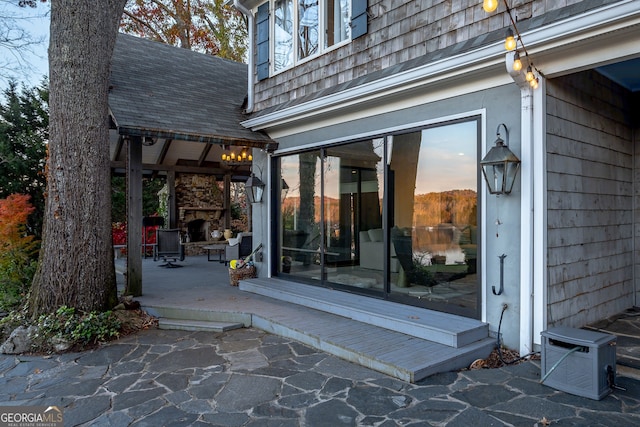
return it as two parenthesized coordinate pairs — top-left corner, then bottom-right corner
(224, 173), (231, 229)
(126, 136), (143, 296)
(167, 170), (177, 228)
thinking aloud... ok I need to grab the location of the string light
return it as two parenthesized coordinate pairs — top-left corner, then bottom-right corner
(483, 0), (498, 12)
(512, 51), (522, 71)
(484, 0), (545, 89)
(525, 65), (534, 82)
(504, 28), (516, 51)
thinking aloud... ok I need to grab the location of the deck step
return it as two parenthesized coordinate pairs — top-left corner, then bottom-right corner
(249, 300), (495, 382)
(240, 277), (488, 348)
(142, 305), (252, 327)
(159, 318), (244, 332)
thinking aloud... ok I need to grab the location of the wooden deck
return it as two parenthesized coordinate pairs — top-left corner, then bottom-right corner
(238, 278), (495, 382)
(130, 256), (495, 382)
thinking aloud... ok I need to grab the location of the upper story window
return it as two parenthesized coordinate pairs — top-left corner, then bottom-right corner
(256, 0), (367, 79)
(273, 0), (350, 71)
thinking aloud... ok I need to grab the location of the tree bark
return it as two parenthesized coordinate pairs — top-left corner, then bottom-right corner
(29, 0), (128, 317)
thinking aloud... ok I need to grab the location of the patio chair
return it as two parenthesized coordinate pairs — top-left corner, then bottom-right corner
(391, 228), (414, 286)
(154, 228), (185, 268)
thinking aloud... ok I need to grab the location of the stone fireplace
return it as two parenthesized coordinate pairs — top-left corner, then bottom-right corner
(176, 173), (225, 254)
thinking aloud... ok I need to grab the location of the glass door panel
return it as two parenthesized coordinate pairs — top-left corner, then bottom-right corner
(279, 151), (323, 281)
(324, 140), (385, 292)
(388, 121), (479, 317)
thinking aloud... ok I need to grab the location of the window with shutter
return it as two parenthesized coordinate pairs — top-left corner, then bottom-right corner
(256, 2), (270, 81)
(260, 0), (367, 77)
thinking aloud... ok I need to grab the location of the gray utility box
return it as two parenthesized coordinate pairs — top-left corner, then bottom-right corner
(541, 327), (616, 400)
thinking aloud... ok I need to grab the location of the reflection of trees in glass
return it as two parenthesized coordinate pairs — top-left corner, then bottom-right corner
(298, 152), (318, 248)
(413, 190), (477, 227)
(274, 0), (294, 71)
(298, 0), (318, 58)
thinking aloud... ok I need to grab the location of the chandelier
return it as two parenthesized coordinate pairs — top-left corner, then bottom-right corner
(221, 147), (252, 164)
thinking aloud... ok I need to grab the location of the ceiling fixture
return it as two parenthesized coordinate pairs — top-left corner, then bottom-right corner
(221, 147), (253, 164)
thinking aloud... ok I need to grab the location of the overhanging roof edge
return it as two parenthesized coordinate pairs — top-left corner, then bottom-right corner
(116, 126), (277, 150)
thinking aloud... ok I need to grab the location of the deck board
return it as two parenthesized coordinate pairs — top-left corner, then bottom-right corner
(242, 277), (488, 348)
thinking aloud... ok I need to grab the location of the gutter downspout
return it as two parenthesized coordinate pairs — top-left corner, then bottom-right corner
(507, 52), (535, 356)
(234, 0), (255, 114)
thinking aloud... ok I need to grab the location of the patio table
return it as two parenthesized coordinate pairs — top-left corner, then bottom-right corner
(203, 242), (228, 263)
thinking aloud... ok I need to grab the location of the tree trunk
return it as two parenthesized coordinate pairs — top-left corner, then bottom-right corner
(29, 0), (128, 317)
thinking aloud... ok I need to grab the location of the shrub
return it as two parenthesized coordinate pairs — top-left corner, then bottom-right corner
(0, 194), (39, 312)
(31, 305), (121, 351)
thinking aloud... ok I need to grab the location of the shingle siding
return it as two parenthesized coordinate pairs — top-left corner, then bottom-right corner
(546, 69), (635, 328)
(251, 0), (618, 113)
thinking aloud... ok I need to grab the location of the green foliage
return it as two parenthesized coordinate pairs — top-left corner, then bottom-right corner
(0, 80), (48, 239)
(32, 306), (121, 351)
(406, 254), (437, 287)
(0, 309), (27, 342)
(111, 176), (166, 223)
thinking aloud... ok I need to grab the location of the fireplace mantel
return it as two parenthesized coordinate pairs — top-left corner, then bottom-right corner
(179, 206), (225, 221)
(179, 207), (225, 211)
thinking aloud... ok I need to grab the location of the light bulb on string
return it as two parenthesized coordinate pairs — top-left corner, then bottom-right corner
(504, 28), (516, 51)
(525, 65), (534, 82)
(530, 77), (539, 89)
(512, 51), (522, 72)
(483, 0), (498, 12)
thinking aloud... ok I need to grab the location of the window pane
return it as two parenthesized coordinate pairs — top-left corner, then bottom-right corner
(279, 151), (323, 280)
(298, 0), (318, 59)
(325, 140), (385, 292)
(325, 0), (350, 47)
(388, 121), (478, 316)
(274, 0), (294, 71)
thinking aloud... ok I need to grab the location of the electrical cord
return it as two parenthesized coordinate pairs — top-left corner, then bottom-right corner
(497, 304), (540, 365)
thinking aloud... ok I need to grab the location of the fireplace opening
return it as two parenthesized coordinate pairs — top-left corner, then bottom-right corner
(187, 219), (207, 242)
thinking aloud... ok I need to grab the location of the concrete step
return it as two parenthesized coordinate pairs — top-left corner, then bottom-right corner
(240, 277), (489, 348)
(249, 300), (496, 382)
(142, 305), (251, 326)
(159, 318), (244, 332)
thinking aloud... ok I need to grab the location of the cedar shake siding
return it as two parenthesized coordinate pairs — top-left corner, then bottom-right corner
(546, 69), (635, 328)
(251, 0), (612, 114)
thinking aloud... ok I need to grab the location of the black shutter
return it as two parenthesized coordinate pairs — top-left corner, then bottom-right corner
(256, 2), (270, 81)
(351, 0), (367, 39)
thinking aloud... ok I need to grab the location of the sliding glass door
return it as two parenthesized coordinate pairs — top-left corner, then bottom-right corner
(275, 117), (480, 318)
(388, 120), (479, 317)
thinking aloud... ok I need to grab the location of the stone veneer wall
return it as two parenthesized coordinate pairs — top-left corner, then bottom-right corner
(253, 0), (592, 111)
(546, 69), (634, 328)
(175, 174), (225, 255)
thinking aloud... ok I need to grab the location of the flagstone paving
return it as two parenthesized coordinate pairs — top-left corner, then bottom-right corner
(1, 327), (639, 426)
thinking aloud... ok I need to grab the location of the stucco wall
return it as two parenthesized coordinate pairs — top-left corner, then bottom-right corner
(546, 70), (635, 328)
(253, 0), (602, 113)
(265, 84), (525, 348)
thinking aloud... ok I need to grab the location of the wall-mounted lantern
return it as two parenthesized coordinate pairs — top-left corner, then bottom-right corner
(245, 173), (265, 204)
(480, 123), (521, 195)
(281, 178), (289, 202)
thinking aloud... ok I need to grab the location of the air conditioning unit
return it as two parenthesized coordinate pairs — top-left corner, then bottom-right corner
(541, 327), (616, 400)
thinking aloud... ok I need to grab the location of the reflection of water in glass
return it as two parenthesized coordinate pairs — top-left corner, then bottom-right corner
(411, 226), (466, 265)
(414, 249), (465, 266)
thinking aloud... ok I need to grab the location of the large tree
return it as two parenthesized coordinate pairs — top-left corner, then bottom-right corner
(29, 0), (127, 317)
(121, 0), (247, 61)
